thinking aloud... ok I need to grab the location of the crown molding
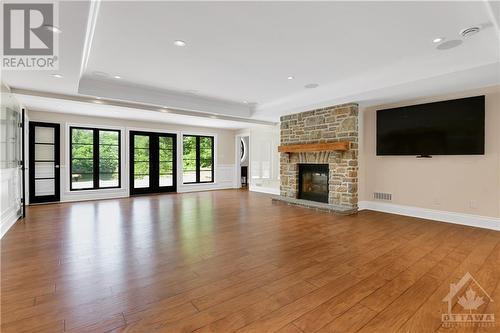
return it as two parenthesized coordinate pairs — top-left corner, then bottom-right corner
(78, 76), (252, 118)
(11, 88), (276, 126)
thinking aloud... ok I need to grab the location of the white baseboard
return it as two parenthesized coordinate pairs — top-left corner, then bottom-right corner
(358, 201), (500, 231)
(249, 184), (280, 195)
(178, 182), (236, 193)
(60, 194), (129, 203)
(61, 189), (129, 203)
(1, 209), (21, 239)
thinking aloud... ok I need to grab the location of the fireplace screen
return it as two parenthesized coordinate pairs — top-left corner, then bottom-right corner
(298, 164), (329, 203)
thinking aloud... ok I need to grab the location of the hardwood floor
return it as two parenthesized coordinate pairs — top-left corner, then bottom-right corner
(1, 190), (499, 332)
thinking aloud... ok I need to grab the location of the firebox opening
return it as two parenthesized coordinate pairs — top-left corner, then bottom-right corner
(298, 164), (329, 203)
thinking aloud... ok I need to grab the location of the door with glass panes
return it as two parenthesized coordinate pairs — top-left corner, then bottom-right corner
(29, 122), (60, 203)
(130, 131), (176, 194)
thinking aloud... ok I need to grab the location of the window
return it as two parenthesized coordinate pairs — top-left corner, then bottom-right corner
(183, 135), (214, 183)
(70, 127), (121, 190)
(240, 137), (246, 162)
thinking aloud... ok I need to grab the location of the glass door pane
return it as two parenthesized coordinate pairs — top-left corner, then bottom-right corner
(98, 130), (120, 188)
(35, 179), (55, 196)
(159, 136), (173, 187)
(35, 161), (54, 178)
(34, 126), (54, 143)
(133, 135), (150, 188)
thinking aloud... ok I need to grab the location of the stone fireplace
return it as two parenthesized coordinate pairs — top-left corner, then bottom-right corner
(278, 103), (358, 213)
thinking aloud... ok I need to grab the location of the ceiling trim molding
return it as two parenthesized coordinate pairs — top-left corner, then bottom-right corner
(252, 61), (500, 119)
(79, 0), (101, 79)
(12, 88), (277, 126)
(78, 76), (252, 118)
(484, 0), (500, 41)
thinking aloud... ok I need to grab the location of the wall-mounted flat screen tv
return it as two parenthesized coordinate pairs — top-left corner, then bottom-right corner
(376, 96), (485, 156)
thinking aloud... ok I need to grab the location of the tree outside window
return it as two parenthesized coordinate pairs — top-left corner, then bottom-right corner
(183, 135), (214, 183)
(70, 127), (120, 190)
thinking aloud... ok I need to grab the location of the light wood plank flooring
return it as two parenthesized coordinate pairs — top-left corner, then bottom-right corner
(1, 190), (499, 332)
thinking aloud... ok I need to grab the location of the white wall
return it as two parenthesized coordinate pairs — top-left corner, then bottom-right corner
(27, 110), (237, 203)
(248, 125), (280, 195)
(1, 83), (23, 238)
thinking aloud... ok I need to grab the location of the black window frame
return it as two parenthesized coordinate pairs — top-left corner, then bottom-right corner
(182, 135), (214, 184)
(70, 126), (121, 191)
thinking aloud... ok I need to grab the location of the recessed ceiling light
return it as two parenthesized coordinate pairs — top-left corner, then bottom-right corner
(432, 37), (443, 43)
(95, 96), (101, 99)
(159, 108), (169, 113)
(51, 74), (63, 78)
(174, 40), (187, 47)
(43, 25), (61, 33)
(304, 83), (319, 89)
(113, 75), (121, 79)
(94, 100), (103, 104)
(287, 76), (295, 80)
(243, 101), (248, 104)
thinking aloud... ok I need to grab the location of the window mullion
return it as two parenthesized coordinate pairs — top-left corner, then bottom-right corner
(196, 136), (201, 183)
(211, 136), (214, 182)
(93, 129), (99, 189)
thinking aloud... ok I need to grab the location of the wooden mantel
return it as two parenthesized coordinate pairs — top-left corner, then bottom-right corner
(278, 142), (349, 153)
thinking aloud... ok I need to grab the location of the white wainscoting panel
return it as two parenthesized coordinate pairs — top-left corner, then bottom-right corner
(1, 168), (22, 238)
(249, 184), (280, 195)
(217, 164), (236, 183)
(178, 164), (236, 193)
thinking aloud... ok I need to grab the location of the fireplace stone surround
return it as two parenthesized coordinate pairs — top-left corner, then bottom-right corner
(278, 103), (358, 213)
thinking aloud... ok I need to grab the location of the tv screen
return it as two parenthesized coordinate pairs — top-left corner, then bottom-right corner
(376, 96), (485, 156)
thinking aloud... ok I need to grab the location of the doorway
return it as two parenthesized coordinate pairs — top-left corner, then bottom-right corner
(236, 135), (249, 189)
(29, 122), (60, 203)
(129, 131), (177, 195)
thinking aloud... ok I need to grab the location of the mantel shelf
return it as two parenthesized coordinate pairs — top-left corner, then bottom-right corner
(278, 142), (349, 153)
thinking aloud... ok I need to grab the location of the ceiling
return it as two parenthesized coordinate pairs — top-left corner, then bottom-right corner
(2, 0), (499, 125)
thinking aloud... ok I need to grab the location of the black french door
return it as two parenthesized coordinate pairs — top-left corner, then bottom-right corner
(29, 122), (60, 203)
(129, 131), (177, 195)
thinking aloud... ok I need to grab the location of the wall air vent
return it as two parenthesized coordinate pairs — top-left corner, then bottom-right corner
(374, 192), (392, 201)
(460, 27), (480, 38)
